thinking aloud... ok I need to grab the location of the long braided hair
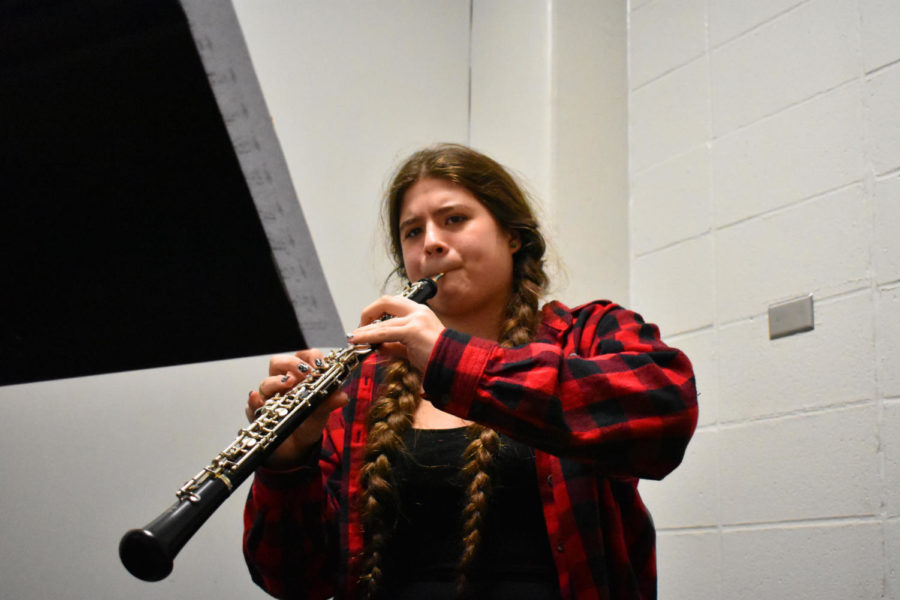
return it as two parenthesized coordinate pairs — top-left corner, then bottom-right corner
(357, 144), (549, 598)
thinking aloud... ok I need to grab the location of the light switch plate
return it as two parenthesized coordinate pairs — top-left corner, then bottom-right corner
(768, 294), (814, 340)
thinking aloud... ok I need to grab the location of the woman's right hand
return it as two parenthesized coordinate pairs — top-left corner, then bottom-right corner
(245, 349), (349, 469)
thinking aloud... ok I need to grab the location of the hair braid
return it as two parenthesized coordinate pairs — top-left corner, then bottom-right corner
(500, 247), (546, 346)
(454, 252), (543, 595)
(455, 422), (499, 594)
(357, 359), (421, 598)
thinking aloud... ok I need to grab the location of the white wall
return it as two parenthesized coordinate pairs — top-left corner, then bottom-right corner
(0, 357), (271, 599)
(231, 0), (472, 329)
(551, 1), (629, 305)
(469, 0), (629, 305)
(628, 0), (900, 598)
(23, 0), (896, 597)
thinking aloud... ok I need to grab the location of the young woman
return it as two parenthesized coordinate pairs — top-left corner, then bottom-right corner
(243, 143), (698, 600)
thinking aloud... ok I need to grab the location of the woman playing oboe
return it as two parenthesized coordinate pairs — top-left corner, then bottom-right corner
(244, 143), (698, 600)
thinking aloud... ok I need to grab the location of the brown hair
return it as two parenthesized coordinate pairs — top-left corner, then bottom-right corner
(358, 143), (549, 597)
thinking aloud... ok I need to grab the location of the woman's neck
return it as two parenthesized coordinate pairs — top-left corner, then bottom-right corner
(435, 302), (505, 342)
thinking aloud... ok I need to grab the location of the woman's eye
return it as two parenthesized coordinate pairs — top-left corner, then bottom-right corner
(403, 227), (421, 239)
(446, 215), (466, 225)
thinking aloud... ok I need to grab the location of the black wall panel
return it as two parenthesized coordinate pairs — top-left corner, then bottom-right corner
(0, 0), (307, 385)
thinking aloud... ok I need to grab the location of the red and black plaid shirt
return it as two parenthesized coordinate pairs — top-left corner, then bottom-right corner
(243, 300), (698, 599)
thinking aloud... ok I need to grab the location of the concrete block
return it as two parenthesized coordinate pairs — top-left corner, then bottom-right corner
(715, 184), (871, 323)
(884, 403), (900, 517)
(667, 327), (718, 427)
(630, 0), (656, 12)
(718, 291), (875, 422)
(711, 0), (859, 135)
(866, 63), (900, 176)
(874, 175), (900, 285)
(719, 405), (879, 524)
(629, 0), (706, 88)
(886, 518), (900, 600)
(721, 522), (882, 600)
(641, 429), (718, 528)
(712, 82), (865, 226)
(551, 0), (628, 307)
(879, 288), (900, 399)
(657, 531), (721, 600)
(632, 234), (714, 336)
(631, 146), (712, 255)
(708, 0), (805, 46)
(630, 57), (710, 174)
(470, 0), (552, 201)
(861, 0), (900, 73)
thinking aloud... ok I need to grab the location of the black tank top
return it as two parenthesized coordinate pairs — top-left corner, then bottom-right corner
(377, 427), (561, 599)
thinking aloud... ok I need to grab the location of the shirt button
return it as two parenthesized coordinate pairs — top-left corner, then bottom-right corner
(556, 543), (564, 553)
(547, 475), (553, 486)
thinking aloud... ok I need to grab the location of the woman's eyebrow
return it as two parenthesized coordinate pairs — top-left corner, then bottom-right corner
(399, 204), (467, 231)
(398, 215), (420, 231)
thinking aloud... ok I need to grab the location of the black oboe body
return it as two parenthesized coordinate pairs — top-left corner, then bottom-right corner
(119, 275), (442, 581)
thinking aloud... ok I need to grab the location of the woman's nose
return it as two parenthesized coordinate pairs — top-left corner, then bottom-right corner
(424, 226), (447, 255)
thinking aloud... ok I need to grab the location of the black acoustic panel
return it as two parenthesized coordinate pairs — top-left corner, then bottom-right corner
(0, 0), (307, 385)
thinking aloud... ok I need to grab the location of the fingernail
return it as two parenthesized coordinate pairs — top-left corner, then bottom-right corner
(298, 363), (309, 372)
(281, 375), (290, 383)
(314, 358), (324, 368)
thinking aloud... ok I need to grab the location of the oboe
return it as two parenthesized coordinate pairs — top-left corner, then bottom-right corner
(119, 274), (443, 582)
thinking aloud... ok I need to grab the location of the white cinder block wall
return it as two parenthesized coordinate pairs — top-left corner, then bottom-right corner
(629, 0), (900, 598)
(15, 1), (900, 598)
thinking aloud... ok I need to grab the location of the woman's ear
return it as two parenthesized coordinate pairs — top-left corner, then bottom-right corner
(508, 232), (521, 254)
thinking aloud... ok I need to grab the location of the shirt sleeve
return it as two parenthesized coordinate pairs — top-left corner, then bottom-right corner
(422, 301), (698, 480)
(242, 407), (345, 600)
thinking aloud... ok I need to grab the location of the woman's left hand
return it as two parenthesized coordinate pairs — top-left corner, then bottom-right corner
(348, 295), (445, 373)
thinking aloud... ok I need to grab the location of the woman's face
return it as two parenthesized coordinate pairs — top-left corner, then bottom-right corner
(398, 177), (517, 326)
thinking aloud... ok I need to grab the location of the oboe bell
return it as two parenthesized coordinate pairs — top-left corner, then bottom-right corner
(119, 274), (442, 582)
